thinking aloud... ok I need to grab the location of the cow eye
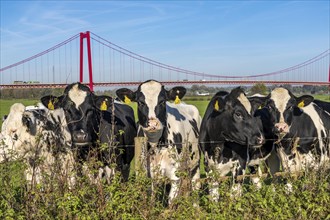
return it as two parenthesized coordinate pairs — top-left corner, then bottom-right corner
(85, 109), (94, 117)
(138, 101), (145, 106)
(267, 105), (273, 111)
(286, 106), (294, 111)
(234, 112), (243, 120)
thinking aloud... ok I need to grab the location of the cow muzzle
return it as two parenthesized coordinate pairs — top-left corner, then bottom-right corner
(250, 134), (265, 149)
(72, 130), (91, 146)
(144, 118), (163, 132)
(142, 118), (164, 143)
(274, 123), (289, 139)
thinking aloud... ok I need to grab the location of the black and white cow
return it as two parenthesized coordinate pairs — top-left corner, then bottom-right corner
(199, 87), (267, 201)
(0, 103), (75, 186)
(116, 80), (201, 205)
(40, 82), (136, 182)
(313, 99), (330, 113)
(258, 87), (330, 173)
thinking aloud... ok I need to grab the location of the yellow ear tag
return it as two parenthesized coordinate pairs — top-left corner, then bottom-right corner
(100, 101), (107, 111)
(48, 100), (54, 110)
(214, 100), (219, 111)
(258, 105), (262, 110)
(174, 95), (181, 104)
(298, 100), (305, 108)
(124, 95), (131, 104)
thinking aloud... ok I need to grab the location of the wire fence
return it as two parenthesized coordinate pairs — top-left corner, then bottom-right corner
(84, 136), (330, 148)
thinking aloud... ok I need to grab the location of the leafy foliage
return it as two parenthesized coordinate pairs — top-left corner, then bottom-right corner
(0, 155), (329, 219)
(250, 83), (268, 95)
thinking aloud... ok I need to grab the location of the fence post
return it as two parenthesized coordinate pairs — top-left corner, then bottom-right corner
(134, 137), (148, 175)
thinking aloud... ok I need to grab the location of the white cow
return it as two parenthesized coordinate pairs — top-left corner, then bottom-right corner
(0, 103), (75, 187)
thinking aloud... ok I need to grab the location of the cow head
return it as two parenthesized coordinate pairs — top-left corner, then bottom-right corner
(1, 103), (36, 152)
(0, 103), (71, 160)
(209, 87), (265, 147)
(264, 87), (314, 139)
(41, 82), (111, 147)
(116, 80), (186, 143)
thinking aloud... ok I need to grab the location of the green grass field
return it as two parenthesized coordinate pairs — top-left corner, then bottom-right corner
(1, 94), (329, 126)
(0, 99), (38, 122)
(0, 99), (210, 127)
(125, 100), (209, 120)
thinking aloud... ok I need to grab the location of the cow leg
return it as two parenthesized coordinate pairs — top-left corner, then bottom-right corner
(191, 167), (201, 191)
(249, 165), (262, 189)
(25, 166), (42, 187)
(266, 148), (281, 175)
(190, 167), (201, 207)
(149, 151), (163, 203)
(206, 168), (220, 202)
(121, 164), (130, 181)
(231, 183), (243, 198)
(204, 154), (221, 202)
(209, 180), (219, 202)
(168, 178), (180, 205)
(82, 163), (100, 185)
(96, 166), (116, 185)
(65, 153), (76, 189)
(103, 165), (115, 184)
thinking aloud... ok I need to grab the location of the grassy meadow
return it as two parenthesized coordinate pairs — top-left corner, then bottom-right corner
(0, 97), (211, 127)
(1, 94), (329, 122)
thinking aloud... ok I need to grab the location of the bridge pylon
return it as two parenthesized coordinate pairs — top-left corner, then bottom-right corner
(79, 31), (94, 91)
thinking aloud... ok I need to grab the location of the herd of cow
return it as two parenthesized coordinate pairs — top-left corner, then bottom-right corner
(1, 80), (329, 204)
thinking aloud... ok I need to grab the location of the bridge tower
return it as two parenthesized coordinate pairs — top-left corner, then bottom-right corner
(79, 31), (94, 91)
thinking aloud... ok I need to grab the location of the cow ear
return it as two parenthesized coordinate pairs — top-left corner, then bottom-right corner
(22, 112), (35, 134)
(213, 97), (226, 112)
(95, 96), (113, 111)
(22, 114), (31, 128)
(116, 88), (136, 104)
(296, 95), (314, 108)
(41, 95), (62, 110)
(248, 96), (268, 113)
(167, 86), (186, 103)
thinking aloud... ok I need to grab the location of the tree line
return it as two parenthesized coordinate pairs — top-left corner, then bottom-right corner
(0, 84), (329, 99)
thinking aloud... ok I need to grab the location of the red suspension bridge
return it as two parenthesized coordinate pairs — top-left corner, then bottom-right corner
(0, 31), (329, 91)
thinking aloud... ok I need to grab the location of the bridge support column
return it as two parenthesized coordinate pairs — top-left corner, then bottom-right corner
(79, 31), (94, 91)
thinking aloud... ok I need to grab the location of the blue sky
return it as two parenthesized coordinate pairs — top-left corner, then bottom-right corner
(1, 0), (329, 80)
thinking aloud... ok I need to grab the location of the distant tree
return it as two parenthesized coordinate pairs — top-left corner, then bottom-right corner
(249, 83), (268, 95)
(302, 85), (313, 93)
(282, 84), (293, 91)
(190, 85), (200, 94)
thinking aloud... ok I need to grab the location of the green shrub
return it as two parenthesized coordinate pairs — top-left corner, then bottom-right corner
(0, 153), (329, 219)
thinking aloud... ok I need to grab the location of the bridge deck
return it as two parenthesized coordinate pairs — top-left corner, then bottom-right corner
(1, 80), (330, 89)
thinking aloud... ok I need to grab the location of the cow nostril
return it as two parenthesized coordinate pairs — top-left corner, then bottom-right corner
(257, 136), (264, 144)
(275, 123), (287, 133)
(73, 131), (88, 142)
